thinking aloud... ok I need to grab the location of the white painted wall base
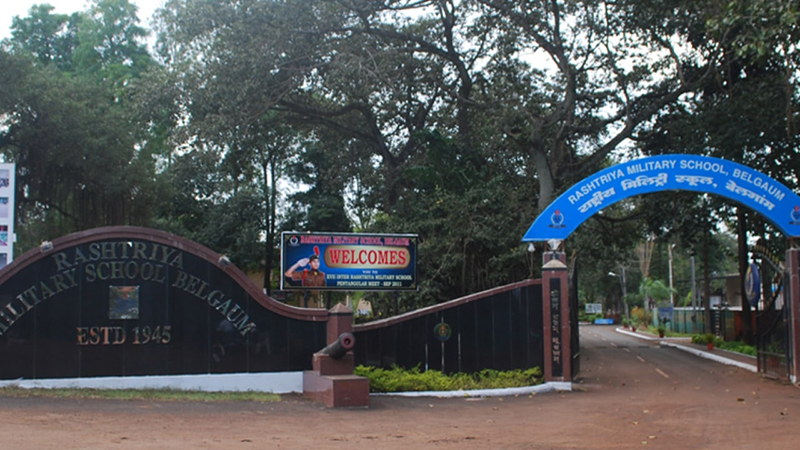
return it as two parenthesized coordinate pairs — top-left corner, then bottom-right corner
(0, 372), (304, 393)
(0, 374), (569, 399)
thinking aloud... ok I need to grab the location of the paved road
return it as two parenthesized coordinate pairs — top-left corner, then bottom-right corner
(0, 325), (798, 449)
(578, 324), (764, 401)
(579, 324), (740, 388)
(575, 325), (799, 448)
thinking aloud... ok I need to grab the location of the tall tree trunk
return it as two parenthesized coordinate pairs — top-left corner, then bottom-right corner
(532, 146), (555, 212)
(263, 157), (277, 296)
(703, 226), (712, 334)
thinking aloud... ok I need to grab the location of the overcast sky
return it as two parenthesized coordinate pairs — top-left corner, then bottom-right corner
(1, 0), (163, 41)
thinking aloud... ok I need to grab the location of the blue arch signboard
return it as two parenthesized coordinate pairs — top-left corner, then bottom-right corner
(523, 154), (800, 241)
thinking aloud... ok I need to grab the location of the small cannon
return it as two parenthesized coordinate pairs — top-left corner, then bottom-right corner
(317, 332), (355, 360)
(304, 307), (369, 407)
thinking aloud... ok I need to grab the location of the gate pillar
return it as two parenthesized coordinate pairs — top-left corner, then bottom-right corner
(542, 250), (571, 382)
(787, 248), (800, 384)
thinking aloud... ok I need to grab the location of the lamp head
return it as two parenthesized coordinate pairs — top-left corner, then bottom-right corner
(547, 239), (562, 252)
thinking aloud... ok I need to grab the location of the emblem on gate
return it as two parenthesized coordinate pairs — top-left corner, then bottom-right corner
(433, 322), (452, 342)
(109, 286), (140, 320)
(744, 263), (761, 306)
(790, 206), (800, 225)
(549, 210), (565, 228)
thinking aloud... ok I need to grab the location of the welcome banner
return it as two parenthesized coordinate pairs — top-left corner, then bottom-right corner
(280, 232), (418, 291)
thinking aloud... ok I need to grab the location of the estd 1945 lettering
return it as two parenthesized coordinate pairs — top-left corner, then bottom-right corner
(76, 325), (172, 346)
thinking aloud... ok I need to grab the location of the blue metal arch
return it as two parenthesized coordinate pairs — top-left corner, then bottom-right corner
(522, 154), (800, 241)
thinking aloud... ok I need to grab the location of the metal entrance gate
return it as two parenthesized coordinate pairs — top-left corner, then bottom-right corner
(755, 252), (792, 380)
(569, 255), (580, 379)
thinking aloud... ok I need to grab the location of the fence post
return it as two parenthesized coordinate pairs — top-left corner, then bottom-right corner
(786, 248), (800, 384)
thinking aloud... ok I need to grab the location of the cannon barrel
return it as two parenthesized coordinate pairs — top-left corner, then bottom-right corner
(318, 332), (356, 360)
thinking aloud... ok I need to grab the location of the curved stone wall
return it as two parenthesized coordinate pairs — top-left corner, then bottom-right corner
(0, 227), (327, 381)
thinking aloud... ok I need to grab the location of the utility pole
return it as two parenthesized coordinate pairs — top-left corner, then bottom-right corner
(622, 267), (627, 320)
(609, 268), (628, 320)
(668, 243), (675, 306)
(691, 255), (698, 333)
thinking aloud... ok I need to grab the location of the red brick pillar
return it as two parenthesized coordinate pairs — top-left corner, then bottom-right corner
(787, 248), (800, 384)
(542, 251), (571, 382)
(327, 303), (353, 345)
(303, 303), (369, 408)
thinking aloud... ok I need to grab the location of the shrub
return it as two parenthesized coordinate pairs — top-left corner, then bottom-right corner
(691, 333), (714, 345)
(691, 333), (723, 347)
(630, 306), (650, 327)
(354, 365), (544, 393)
(717, 341), (756, 356)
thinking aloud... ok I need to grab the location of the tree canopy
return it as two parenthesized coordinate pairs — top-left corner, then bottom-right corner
(2, 0), (798, 316)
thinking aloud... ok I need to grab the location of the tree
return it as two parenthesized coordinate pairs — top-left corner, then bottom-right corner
(1, 1), (160, 253)
(476, 0), (717, 212)
(639, 278), (673, 307)
(149, 0), (742, 306)
(635, 0), (800, 342)
(152, 0), (482, 302)
(73, 0), (153, 85)
(0, 51), (155, 246)
(7, 4), (79, 70)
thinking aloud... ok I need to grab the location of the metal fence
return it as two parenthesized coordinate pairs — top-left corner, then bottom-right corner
(353, 280), (544, 374)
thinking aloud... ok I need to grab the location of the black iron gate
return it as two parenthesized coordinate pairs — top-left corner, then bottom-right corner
(755, 258), (791, 380)
(569, 255), (580, 379)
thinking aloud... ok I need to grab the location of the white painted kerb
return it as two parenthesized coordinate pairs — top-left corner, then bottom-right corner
(373, 381), (572, 398)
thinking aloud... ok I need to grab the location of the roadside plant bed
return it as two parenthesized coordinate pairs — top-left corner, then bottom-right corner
(354, 365), (544, 393)
(717, 341), (757, 356)
(691, 333), (721, 347)
(645, 326), (690, 338)
(689, 334), (756, 356)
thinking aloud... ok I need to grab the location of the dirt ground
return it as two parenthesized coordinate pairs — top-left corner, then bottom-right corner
(2, 326), (799, 450)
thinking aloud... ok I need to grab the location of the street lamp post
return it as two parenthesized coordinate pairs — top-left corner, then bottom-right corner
(528, 243), (535, 279)
(609, 268), (628, 320)
(668, 243), (676, 307)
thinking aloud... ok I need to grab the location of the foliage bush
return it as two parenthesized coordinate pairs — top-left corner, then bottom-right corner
(690, 333), (756, 356)
(354, 365), (543, 393)
(630, 306), (650, 327)
(691, 333), (713, 344)
(692, 333), (756, 356)
(639, 278), (674, 304)
(691, 333), (722, 347)
(766, 341), (784, 354)
(717, 341), (756, 356)
(578, 311), (605, 323)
